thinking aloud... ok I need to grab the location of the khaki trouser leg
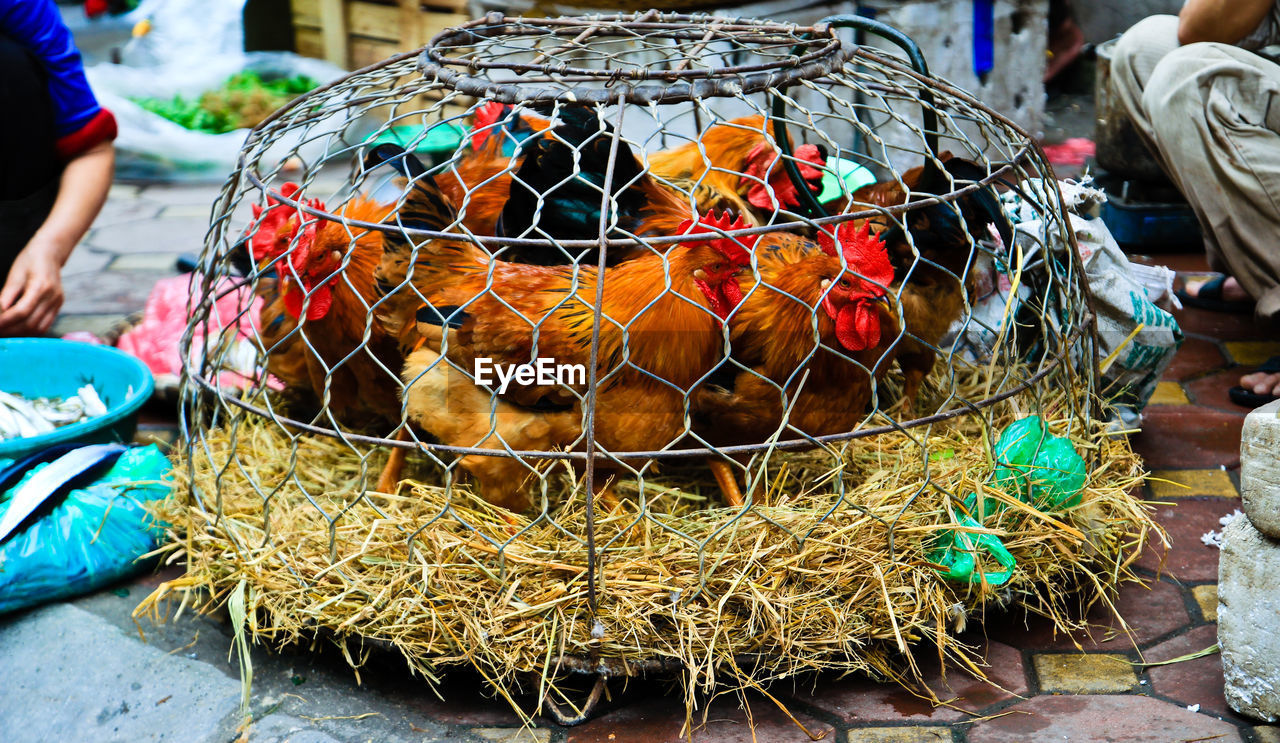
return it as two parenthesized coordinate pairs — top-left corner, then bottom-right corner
(1111, 17), (1280, 322)
(1110, 15), (1182, 173)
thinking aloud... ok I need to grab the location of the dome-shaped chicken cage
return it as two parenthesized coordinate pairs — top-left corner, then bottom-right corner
(158, 11), (1155, 725)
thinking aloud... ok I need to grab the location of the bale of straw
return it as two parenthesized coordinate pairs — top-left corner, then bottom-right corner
(138, 381), (1158, 716)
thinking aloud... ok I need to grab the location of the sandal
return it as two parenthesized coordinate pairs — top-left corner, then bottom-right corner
(1175, 274), (1254, 314)
(1229, 355), (1280, 408)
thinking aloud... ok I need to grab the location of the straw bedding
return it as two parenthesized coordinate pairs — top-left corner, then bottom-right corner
(139, 378), (1157, 716)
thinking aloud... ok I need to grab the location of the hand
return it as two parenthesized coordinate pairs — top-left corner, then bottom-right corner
(0, 243), (66, 336)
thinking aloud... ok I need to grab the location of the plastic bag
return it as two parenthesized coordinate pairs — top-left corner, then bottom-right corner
(930, 416), (1087, 585)
(989, 415), (1087, 510)
(115, 273), (278, 394)
(929, 512), (1017, 586)
(951, 178), (1182, 425)
(0, 445), (172, 615)
(84, 0), (351, 181)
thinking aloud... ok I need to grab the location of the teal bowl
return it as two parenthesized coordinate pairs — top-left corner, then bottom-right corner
(0, 338), (155, 460)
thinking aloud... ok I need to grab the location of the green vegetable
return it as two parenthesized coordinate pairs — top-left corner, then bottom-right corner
(132, 71), (319, 134)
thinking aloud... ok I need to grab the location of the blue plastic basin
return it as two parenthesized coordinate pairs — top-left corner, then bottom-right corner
(0, 338), (155, 459)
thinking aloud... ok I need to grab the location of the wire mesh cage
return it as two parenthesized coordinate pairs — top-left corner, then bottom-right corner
(159, 11), (1155, 723)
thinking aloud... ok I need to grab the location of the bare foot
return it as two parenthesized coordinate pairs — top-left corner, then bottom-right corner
(1239, 370), (1280, 397)
(1184, 275), (1251, 303)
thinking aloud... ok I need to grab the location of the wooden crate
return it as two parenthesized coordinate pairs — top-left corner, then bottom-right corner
(291, 0), (471, 69)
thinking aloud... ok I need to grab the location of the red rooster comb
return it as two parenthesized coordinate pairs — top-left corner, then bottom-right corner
(675, 211), (757, 266)
(818, 221), (894, 292)
(744, 141), (827, 211)
(247, 182), (304, 262)
(470, 101), (508, 150)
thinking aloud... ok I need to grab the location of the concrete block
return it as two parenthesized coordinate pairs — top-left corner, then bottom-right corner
(1241, 399), (1280, 538)
(1219, 515), (1280, 722)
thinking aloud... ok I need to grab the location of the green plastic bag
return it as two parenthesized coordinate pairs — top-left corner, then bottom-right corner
(928, 512), (1017, 586)
(990, 416), (1087, 510)
(930, 416), (1087, 585)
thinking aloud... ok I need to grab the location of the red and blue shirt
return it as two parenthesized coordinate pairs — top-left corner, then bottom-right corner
(1, 0), (116, 160)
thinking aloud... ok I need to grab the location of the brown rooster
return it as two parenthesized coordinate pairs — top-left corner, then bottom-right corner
(247, 183), (403, 429)
(393, 319), (582, 511)
(692, 222), (899, 503)
(370, 164), (757, 505)
(645, 114), (827, 225)
(849, 153), (1011, 409)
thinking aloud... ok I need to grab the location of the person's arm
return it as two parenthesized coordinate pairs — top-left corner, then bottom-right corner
(0, 141), (114, 335)
(1178, 0), (1275, 45)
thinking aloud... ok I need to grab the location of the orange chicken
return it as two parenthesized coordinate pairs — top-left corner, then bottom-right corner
(692, 222), (899, 503)
(247, 183), (402, 428)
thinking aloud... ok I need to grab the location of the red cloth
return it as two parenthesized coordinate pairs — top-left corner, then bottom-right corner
(54, 107), (116, 161)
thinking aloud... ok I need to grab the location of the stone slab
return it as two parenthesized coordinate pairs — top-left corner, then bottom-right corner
(0, 603), (241, 743)
(247, 714), (345, 743)
(1219, 515), (1280, 722)
(1241, 400), (1280, 538)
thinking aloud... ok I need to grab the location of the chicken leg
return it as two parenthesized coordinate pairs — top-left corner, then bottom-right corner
(376, 428), (410, 493)
(708, 458), (746, 507)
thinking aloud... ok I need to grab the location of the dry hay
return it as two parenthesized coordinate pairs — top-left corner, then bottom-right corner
(138, 375), (1159, 720)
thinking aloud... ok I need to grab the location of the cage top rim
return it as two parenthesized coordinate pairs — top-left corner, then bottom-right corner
(417, 11), (854, 106)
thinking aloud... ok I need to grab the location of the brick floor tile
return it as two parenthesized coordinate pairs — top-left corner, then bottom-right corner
(1136, 498), (1240, 581)
(86, 215), (211, 254)
(799, 640), (1027, 723)
(1174, 306), (1271, 342)
(91, 199), (164, 229)
(1131, 254), (1212, 273)
(1145, 624), (1249, 722)
(1186, 369), (1261, 413)
(111, 253), (182, 272)
(51, 313), (131, 339)
(1225, 341), (1280, 367)
(138, 183), (224, 206)
(965, 694), (1242, 742)
(1162, 337), (1228, 382)
(60, 270), (168, 316)
(1192, 585), (1218, 622)
(1148, 469), (1237, 499)
(63, 248), (114, 277)
(847, 727), (950, 742)
(1032, 653), (1137, 693)
(1131, 406), (1245, 469)
(160, 204), (215, 219)
(981, 577), (1191, 652)
(565, 694), (833, 743)
(471, 728), (551, 743)
(793, 676), (966, 724)
(1147, 381), (1190, 405)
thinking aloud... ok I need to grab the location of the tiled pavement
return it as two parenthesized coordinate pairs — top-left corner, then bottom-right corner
(19, 180), (1280, 741)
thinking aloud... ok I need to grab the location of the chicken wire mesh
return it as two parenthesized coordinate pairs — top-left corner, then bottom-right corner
(164, 11), (1150, 722)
